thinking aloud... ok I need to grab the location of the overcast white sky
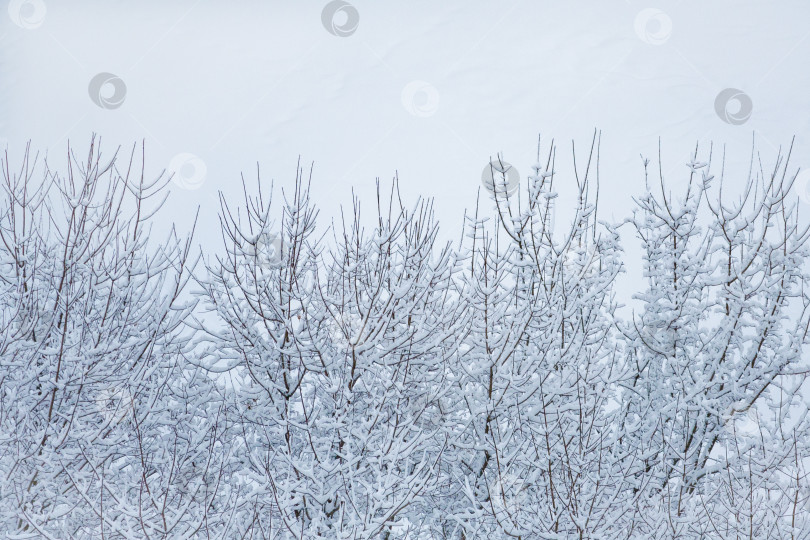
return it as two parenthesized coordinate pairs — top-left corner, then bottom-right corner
(2, 0), (810, 303)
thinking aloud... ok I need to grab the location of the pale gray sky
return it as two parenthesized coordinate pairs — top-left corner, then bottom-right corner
(2, 0), (809, 307)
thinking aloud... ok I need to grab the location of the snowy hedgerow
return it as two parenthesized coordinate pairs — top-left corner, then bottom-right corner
(2, 135), (810, 539)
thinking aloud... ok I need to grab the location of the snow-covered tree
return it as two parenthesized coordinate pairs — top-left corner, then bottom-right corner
(0, 139), (233, 538)
(194, 169), (464, 538)
(614, 140), (810, 537)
